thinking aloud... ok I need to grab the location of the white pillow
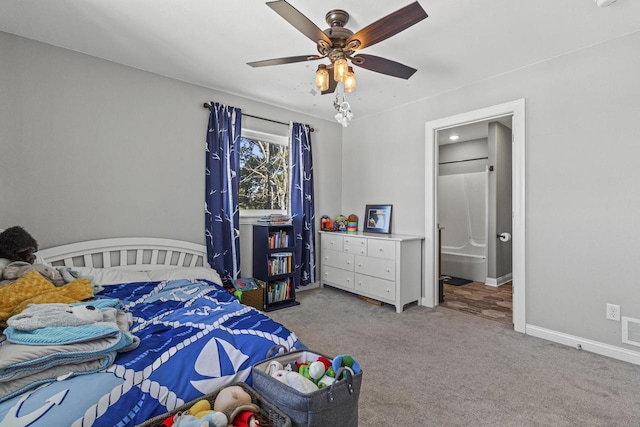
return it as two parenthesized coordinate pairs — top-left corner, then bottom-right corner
(70, 267), (152, 286)
(147, 267), (222, 284)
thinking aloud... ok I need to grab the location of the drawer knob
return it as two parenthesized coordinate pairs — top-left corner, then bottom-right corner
(347, 261), (351, 265)
(386, 289), (390, 293)
(386, 268), (390, 272)
(379, 248), (383, 252)
(345, 248), (350, 252)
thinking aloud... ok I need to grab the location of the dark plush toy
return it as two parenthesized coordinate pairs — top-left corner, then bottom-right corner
(0, 226), (38, 264)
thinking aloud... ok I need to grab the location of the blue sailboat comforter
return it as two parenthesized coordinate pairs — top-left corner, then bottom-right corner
(0, 278), (301, 426)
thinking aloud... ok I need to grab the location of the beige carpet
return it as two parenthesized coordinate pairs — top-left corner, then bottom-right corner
(268, 286), (640, 426)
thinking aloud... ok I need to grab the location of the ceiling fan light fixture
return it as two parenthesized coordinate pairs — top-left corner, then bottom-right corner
(344, 66), (356, 93)
(315, 64), (329, 91)
(334, 57), (348, 82)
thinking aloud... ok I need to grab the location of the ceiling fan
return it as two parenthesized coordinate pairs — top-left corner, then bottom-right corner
(247, 1), (428, 94)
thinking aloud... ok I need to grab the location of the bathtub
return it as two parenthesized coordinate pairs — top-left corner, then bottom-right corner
(438, 172), (488, 283)
(440, 244), (487, 283)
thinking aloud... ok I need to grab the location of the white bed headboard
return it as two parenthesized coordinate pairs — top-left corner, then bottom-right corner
(38, 237), (209, 271)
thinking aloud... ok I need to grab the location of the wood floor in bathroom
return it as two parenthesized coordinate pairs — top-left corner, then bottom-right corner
(442, 281), (513, 326)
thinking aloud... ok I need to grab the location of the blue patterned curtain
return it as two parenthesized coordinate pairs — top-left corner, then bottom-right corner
(205, 102), (241, 284)
(290, 122), (316, 287)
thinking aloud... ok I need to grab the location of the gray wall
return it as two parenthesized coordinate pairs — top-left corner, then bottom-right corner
(0, 32), (343, 264)
(439, 139), (489, 176)
(3, 28), (640, 354)
(488, 122), (512, 280)
(342, 31), (640, 350)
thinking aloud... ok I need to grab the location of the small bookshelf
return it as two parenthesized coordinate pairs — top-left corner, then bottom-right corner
(252, 224), (300, 311)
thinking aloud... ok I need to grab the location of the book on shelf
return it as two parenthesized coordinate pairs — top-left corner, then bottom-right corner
(267, 253), (293, 275)
(232, 277), (261, 291)
(267, 279), (292, 303)
(268, 231), (290, 248)
(257, 214), (292, 225)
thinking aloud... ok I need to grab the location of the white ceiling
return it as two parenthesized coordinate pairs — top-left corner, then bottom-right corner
(1, 0), (639, 123)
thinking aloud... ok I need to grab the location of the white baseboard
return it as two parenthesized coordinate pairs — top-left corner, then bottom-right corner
(526, 324), (640, 366)
(297, 282), (320, 292)
(485, 273), (513, 287)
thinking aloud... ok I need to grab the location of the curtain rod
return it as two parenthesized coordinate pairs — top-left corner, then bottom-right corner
(439, 157), (489, 165)
(203, 102), (314, 132)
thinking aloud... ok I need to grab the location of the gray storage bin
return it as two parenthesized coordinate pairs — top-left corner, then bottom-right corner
(252, 346), (362, 427)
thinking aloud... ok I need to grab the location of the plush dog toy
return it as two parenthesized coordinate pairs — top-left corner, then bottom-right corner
(0, 226), (68, 286)
(0, 226), (38, 264)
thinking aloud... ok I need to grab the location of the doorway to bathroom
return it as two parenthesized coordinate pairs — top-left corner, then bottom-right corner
(438, 118), (513, 325)
(424, 99), (526, 333)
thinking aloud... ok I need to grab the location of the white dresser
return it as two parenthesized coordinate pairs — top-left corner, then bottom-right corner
(319, 231), (423, 313)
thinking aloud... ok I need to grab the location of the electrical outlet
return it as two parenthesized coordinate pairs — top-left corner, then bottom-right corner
(606, 303), (620, 321)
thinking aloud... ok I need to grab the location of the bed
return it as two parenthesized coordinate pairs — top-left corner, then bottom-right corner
(0, 238), (302, 426)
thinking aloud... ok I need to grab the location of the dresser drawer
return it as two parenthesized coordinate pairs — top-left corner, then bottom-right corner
(322, 265), (355, 290)
(354, 273), (396, 303)
(321, 249), (355, 271)
(343, 237), (367, 256)
(321, 233), (344, 252)
(367, 239), (396, 261)
(354, 255), (395, 281)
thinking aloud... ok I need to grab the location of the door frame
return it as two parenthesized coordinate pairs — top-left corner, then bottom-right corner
(424, 99), (526, 333)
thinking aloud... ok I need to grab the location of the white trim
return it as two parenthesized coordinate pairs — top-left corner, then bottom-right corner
(485, 273), (513, 287)
(527, 324), (640, 366)
(239, 127), (290, 217)
(622, 316), (640, 347)
(241, 128), (288, 145)
(424, 99), (526, 333)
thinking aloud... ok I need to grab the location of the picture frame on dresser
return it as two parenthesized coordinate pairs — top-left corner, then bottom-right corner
(363, 204), (392, 234)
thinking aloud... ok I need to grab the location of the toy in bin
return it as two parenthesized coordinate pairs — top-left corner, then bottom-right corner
(264, 354), (361, 394)
(253, 347), (362, 427)
(162, 385), (261, 427)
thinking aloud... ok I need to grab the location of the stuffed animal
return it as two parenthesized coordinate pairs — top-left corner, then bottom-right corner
(0, 226), (68, 286)
(0, 226), (38, 265)
(320, 215), (333, 231)
(2, 261), (65, 286)
(213, 385), (252, 413)
(0, 271), (94, 326)
(297, 356), (337, 388)
(334, 215), (348, 232)
(171, 412), (227, 427)
(271, 370), (318, 393)
(7, 302), (109, 330)
(230, 407), (261, 427)
(331, 354), (361, 379)
(211, 386), (265, 427)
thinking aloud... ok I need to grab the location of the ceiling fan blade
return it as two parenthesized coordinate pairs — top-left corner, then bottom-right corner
(247, 55), (321, 67)
(351, 54), (417, 79)
(267, 0), (332, 46)
(346, 2), (428, 50)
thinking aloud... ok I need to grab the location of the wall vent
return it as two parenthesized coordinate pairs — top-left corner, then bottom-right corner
(622, 316), (640, 347)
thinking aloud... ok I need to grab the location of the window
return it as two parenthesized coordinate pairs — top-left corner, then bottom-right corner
(239, 129), (289, 215)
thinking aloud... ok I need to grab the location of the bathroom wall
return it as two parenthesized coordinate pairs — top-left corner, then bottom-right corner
(487, 122), (513, 283)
